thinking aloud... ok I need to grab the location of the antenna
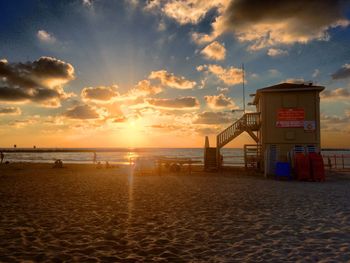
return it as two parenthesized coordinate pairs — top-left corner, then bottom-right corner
(231, 63), (246, 115)
(242, 63), (245, 113)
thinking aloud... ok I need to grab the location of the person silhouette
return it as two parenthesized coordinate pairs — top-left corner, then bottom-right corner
(93, 152), (97, 164)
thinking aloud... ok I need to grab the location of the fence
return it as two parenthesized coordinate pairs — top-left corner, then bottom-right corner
(322, 154), (350, 170)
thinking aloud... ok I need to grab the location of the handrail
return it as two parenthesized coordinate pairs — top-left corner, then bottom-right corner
(217, 112), (260, 149)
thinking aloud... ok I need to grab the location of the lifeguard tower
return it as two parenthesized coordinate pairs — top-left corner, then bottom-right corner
(204, 82), (325, 174)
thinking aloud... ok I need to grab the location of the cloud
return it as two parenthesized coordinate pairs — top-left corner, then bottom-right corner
(82, 0), (93, 7)
(7, 118), (38, 128)
(37, 30), (56, 43)
(129, 79), (163, 97)
(204, 93), (237, 109)
(146, 0), (227, 25)
(331, 64), (350, 80)
(150, 123), (182, 131)
(321, 88), (350, 101)
(190, 0), (350, 50)
(63, 104), (105, 119)
(0, 106), (21, 115)
(193, 111), (232, 124)
(195, 126), (221, 135)
(149, 70), (196, 89)
(268, 69), (280, 76)
(285, 78), (305, 84)
(197, 64), (243, 86)
(147, 97), (199, 109)
(312, 69), (320, 78)
(81, 85), (120, 102)
(267, 48), (288, 57)
(200, 41), (226, 61)
(0, 57), (75, 107)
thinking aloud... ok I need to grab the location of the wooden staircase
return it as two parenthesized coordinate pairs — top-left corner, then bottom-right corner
(204, 112), (261, 171)
(216, 112), (260, 149)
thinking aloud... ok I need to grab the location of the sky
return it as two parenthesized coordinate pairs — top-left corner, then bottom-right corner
(1, 0), (350, 148)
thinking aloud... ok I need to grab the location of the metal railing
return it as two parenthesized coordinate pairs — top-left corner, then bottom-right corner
(217, 112), (260, 149)
(322, 154), (350, 170)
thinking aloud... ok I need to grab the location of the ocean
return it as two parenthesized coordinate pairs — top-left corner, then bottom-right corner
(1, 148), (349, 168)
(1, 148), (243, 166)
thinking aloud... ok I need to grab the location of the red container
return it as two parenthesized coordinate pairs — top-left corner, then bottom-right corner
(308, 153), (325, 182)
(294, 154), (311, 181)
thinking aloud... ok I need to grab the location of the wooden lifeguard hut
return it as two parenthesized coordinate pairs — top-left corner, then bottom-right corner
(204, 82), (325, 173)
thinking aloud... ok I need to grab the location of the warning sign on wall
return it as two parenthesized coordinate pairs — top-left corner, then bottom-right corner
(276, 108), (305, 128)
(304, 121), (316, 132)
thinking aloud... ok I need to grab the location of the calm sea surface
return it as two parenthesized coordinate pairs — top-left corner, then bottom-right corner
(1, 148), (349, 167)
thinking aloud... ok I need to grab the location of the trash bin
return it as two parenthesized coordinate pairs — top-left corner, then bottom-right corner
(275, 162), (292, 180)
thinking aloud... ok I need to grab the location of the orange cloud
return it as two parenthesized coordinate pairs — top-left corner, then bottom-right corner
(81, 85), (120, 103)
(149, 70), (196, 89)
(200, 41), (226, 61)
(204, 93), (237, 109)
(197, 64), (243, 86)
(147, 97), (199, 109)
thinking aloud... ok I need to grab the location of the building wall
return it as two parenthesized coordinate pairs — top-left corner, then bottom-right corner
(260, 90), (321, 161)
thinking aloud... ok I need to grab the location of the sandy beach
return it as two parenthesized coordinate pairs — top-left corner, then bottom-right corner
(0, 163), (350, 262)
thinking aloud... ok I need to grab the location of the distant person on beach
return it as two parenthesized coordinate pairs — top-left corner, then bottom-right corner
(0, 151), (4, 164)
(93, 152), (97, 164)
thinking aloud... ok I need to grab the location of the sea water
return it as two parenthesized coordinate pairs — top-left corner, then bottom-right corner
(2, 148), (349, 167)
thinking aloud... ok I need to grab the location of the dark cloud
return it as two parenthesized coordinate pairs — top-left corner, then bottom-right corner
(331, 64), (350, 80)
(0, 57), (75, 107)
(191, 0), (349, 49)
(81, 85), (120, 101)
(147, 97), (199, 109)
(226, 0), (346, 25)
(63, 105), (100, 119)
(194, 111), (232, 125)
(224, 0), (349, 48)
(0, 106), (21, 115)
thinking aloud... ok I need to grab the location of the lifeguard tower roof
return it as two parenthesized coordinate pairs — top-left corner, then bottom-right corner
(252, 83), (325, 105)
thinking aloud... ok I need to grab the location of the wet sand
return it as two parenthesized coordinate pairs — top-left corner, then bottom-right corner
(0, 163), (350, 262)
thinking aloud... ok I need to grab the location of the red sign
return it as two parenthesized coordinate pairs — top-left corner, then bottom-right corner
(276, 108), (304, 128)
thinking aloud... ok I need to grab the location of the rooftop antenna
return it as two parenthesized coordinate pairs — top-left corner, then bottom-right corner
(242, 63), (245, 114)
(232, 63), (246, 114)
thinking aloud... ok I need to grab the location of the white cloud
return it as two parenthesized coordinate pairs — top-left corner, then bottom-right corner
(37, 30), (56, 43)
(312, 69), (320, 78)
(267, 48), (289, 57)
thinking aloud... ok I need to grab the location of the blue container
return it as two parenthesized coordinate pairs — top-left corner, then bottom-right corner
(275, 162), (292, 180)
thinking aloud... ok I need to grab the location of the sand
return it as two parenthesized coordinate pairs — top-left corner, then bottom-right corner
(0, 163), (350, 262)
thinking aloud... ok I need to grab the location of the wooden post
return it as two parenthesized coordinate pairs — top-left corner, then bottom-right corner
(342, 154), (345, 169)
(334, 154), (337, 169)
